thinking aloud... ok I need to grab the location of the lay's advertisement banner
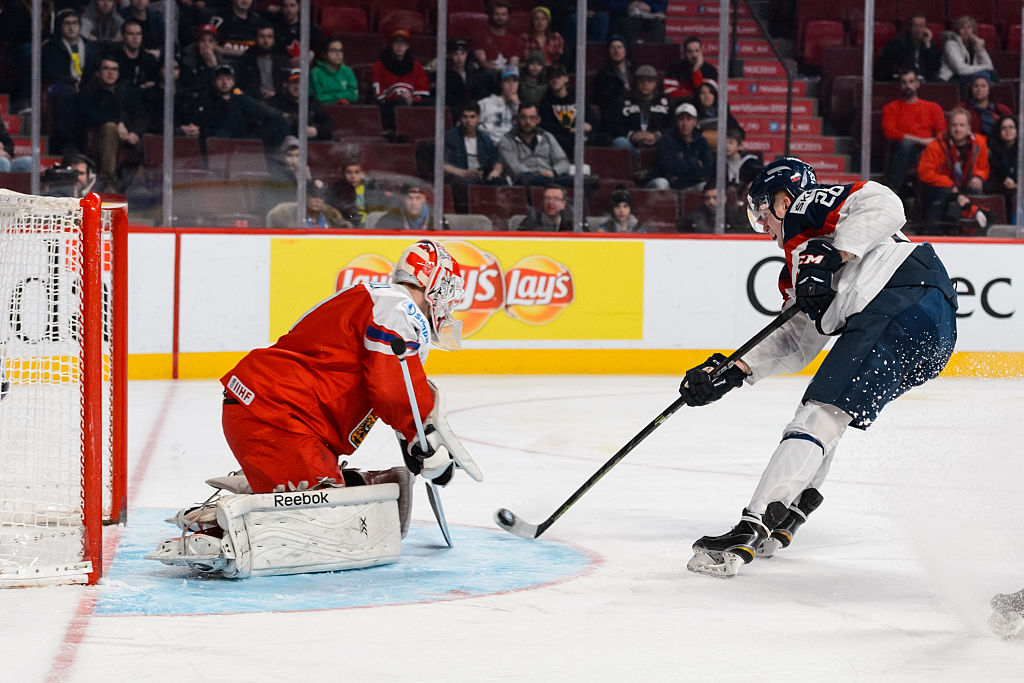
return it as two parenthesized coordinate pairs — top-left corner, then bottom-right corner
(268, 237), (644, 343)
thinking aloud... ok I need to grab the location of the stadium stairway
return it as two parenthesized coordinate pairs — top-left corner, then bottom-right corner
(665, 0), (860, 183)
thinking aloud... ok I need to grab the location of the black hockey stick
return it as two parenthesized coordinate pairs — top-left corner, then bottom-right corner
(391, 337), (453, 548)
(494, 306), (801, 540)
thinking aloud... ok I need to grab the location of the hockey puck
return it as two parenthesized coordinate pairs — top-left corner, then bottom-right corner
(496, 508), (516, 527)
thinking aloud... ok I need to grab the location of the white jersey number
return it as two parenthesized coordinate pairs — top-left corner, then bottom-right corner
(790, 186), (845, 215)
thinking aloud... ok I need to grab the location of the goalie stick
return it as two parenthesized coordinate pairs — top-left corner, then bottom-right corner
(390, 337), (453, 549)
(494, 306), (801, 540)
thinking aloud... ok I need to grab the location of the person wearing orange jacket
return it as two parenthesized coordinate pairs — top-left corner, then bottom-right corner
(917, 106), (989, 228)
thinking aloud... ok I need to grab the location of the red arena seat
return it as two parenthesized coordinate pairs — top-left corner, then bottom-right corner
(801, 20), (847, 69)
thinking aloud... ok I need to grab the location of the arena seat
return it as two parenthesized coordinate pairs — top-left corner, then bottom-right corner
(629, 189), (679, 232)
(359, 143), (418, 176)
(947, 0), (997, 27)
(326, 104), (383, 138)
(801, 20), (847, 69)
(895, 0), (944, 24)
(205, 137), (267, 178)
(997, 2), (1024, 32)
(142, 134), (203, 169)
(447, 12), (488, 38)
(468, 185), (528, 229)
(854, 21), (898, 59)
(631, 43), (680, 74)
(320, 7), (369, 35)
(976, 24), (1000, 51)
(335, 32), (385, 67)
(378, 9), (428, 36)
(395, 107), (451, 142)
(583, 147), (632, 182)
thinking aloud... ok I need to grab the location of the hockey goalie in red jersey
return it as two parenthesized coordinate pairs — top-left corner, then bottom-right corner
(221, 238), (482, 493)
(147, 240), (482, 578)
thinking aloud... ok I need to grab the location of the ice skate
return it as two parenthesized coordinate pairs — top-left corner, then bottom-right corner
(145, 533), (228, 573)
(989, 589), (1024, 640)
(687, 509), (769, 578)
(757, 488), (824, 558)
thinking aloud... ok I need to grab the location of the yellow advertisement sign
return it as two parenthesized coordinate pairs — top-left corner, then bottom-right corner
(269, 237), (644, 342)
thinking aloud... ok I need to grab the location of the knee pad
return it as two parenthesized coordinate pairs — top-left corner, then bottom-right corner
(783, 401), (851, 453)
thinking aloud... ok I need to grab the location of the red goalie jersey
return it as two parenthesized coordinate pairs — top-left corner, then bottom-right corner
(220, 282), (434, 491)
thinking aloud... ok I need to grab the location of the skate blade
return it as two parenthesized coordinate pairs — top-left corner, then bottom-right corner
(757, 537), (782, 558)
(989, 610), (1024, 641)
(686, 550), (744, 578)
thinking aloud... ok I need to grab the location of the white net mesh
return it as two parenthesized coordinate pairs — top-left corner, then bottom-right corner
(0, 189), (113, 585)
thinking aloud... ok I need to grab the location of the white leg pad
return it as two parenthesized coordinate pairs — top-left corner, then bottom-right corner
(147, 484), (403, 578)
(426, 379), (484, 482)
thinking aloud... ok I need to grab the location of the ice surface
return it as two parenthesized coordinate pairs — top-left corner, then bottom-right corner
(2, 375), (1023, 681)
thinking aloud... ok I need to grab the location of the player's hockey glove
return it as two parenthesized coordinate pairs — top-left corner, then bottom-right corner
(402, 426), (455, 486)
(795, 240), (844, 320)
(678, 353), (747, 407)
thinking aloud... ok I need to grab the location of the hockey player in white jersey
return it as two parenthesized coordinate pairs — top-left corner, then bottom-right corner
(680, 158), (958, 577)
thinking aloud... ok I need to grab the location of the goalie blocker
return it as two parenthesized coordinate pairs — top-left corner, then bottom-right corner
(147, 467), (414, 578)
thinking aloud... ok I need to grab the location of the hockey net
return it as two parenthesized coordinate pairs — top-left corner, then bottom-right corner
(0, 190), (127, 587)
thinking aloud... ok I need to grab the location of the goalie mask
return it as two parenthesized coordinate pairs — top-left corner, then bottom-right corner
(746, 157), (817, 232)
(393, 240), (465, 351)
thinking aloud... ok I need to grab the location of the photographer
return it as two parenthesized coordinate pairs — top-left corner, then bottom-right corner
(42, 154), (97, 198)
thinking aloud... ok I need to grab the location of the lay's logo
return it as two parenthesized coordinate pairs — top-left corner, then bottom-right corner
(335, 254), (394, 291)
(443, 241), (505, 336)
(504, 255), (574, 324)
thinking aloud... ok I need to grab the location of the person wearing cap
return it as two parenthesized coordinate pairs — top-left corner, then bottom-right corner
(274, 0), (323, 59)
(377, 182), (435, 230)
(238, 19), (288, 101)
(498, 103), (572, 187)
(664, 35), (718, 100)
(116, 20), (159, 93)
(192, 62), (290, 148)
(372, 27), (432, 131)
(538, 63), (594, 155)
(648, 101), (711, 191)
(478, 64), (521, 145)
(473, 0), (524, 73)
(521, 6), (564, 66)
(42, 8), (100, 153)
(311, 38), (359, 105)
(594, 187), (645, 233)
(608, 64), (671, 161)
(958, 72), (1011, 137)
(81, 0), (124, 43)
(119, 0), (164, 59)
(518, 50), (549, 106)
(444, 100), (506, 212)
(446, 37), (494, 120)
(268, 68), (334, 141)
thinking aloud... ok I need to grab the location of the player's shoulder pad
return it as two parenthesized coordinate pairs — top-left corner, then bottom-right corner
(367, 283), (431, 353)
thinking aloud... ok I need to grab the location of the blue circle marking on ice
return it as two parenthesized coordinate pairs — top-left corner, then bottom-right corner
(94, 508), (597, 616)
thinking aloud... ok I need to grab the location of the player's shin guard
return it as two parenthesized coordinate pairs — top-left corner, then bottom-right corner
(687, 509), (772, 578)
(757, 488), (824, 558)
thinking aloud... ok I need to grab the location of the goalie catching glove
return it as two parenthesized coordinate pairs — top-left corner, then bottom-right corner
(678, 353), (747, 407)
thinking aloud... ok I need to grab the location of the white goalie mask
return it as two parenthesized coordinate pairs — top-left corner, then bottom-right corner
(393, 240), (465, 351)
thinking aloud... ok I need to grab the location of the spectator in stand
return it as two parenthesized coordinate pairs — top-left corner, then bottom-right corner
(267, 135), (311, 185)
(267, 179), (352, 228)
(372, 27), (432, 132)
(377, 182), (434, 230)
(593, 187), (645, 232)
(268, 68), (333, 141)
(116, 20), (159, 94)
(649, 102), (711, 190)
(521, 6), (564, 66)
(81, 0), (124, 44)
(592, 36), (631, 125)
(875, 13), (942, 82)
(42, 9), (100, 154)
(608, 0), (666, 45)
(144, 57), (205, 137)
(478, 64), (521, 145)
(685, 186), (719, 233)
(985, 115), (1018, 223)
(77, 56), (147, 192)
(499, 103), (572, 187)
(274, 0), (323, 60)
(444, 102), (506, 213)
(473, 0), (524, 73)
(917, 106), (989, 228)
(119, 0), (163, 59)
(238, 20), (288, 101)
(0, 117), (34, 173)
(519, 184), (574, 231)
(519, 50), (549, 106)
(722, 127), (762, 228)
(446, 38), (494, 120)
(959, 73), (1011, 138)
(539, 63), (592, 155)
(880, 67), (946, 197)
(938, 15), (997, 89)
(664, 35), (717, 100)
(608, 64), (671, 162)
(559, 0), (611, 56)
(334, 160), (379, 227)
(191, 64), (289, 148)
(214, 0), (262, 59)
(693, 79), (741, 149)
(181, 24), (228, 95)
(311, 39), (358, 105)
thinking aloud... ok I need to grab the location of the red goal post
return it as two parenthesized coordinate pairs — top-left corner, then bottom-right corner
(0, 191), (128, 587)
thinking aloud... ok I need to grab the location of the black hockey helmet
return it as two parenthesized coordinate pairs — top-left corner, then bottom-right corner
(746, 157), (818, 232)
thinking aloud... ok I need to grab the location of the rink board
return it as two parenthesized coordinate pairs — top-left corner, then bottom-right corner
(121, 231), (1024, 378)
